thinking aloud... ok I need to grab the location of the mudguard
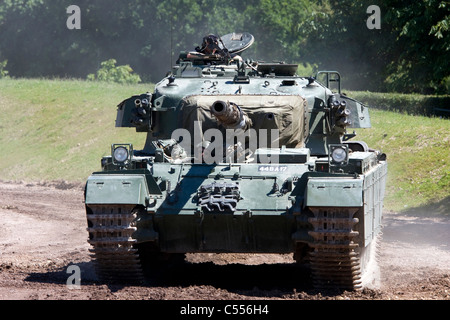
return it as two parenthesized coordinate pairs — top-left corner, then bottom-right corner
(305, 177), (364, 207)
(85, 174), (149, 205)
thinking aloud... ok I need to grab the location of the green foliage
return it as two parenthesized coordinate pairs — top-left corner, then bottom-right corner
(87, 59), (141, 84)
(302, 0), (450, 94)
(243, 0), (319, 62)
(429, 1), (450, 39)
(0, 0), (448, 93)
(382, 0), (450, 93)
(444, 76), (450, 93)
(347, 91), (450, 117)
(0, 60), (9, 78)
(295, 62), (318, 77)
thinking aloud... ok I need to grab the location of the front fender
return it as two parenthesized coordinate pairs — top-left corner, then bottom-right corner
(305, 177), (364, 207)
(85, 174), (149, 205)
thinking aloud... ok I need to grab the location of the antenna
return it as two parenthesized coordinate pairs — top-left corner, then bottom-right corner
(170, 0), (174, 72)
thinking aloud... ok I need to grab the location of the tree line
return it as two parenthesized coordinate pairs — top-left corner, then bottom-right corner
(0, 0), (448, 93)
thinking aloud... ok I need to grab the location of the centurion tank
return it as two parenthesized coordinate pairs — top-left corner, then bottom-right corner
(84, 32), (387, 290)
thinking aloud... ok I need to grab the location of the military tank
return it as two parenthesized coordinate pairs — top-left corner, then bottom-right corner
(84, 32), (387, 290)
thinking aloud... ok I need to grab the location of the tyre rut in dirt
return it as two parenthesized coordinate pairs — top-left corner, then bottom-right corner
(308, 207), (364, 291)
(86, 204), (144, 283)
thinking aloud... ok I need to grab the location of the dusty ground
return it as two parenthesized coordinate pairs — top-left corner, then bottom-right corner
(0, 180), (449, 302)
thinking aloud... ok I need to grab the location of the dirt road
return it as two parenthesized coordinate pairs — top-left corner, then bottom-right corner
(0, 180), (449, 301)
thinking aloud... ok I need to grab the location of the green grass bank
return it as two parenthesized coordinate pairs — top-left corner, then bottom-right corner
(1, 78), (448, 213)
(0, 78), (151, 181)
(352, 109), (449, 213)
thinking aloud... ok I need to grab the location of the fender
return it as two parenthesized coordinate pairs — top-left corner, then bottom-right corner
(85, 174), (150, 205)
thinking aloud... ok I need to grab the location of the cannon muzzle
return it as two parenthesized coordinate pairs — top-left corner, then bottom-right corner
(210, 100), (252, 130)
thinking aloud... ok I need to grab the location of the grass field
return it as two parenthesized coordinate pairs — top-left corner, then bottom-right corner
(353, 109), (449, 212)
(0, 78), (151, 181)
(1, 78), (448, 213)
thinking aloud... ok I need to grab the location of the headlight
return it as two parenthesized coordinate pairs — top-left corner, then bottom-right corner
(331, 147), (347, 163)
(113, 146), (129, 163)
(329, 144), (349, 165)
(111, 144), (133, 166)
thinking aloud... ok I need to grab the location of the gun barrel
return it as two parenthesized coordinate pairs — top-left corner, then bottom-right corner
(211, 100), (230, 117)
(134, 99), (142, 107)
(211, 100), (251, 130)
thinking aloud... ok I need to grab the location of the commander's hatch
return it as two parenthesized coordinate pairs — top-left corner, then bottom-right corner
(175, 32), (254, 72)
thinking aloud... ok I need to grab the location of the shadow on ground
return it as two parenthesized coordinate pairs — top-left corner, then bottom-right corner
(401, 196), (449, 217)
(382, 196), (450, 250)
(23, 259), (347, 298)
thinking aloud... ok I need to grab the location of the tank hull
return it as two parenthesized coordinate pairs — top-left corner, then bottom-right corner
(86, 157), (387, 289)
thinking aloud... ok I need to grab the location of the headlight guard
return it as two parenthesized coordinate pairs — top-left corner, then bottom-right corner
(112, 143), (133, 165)
(329, 144), (349, 165)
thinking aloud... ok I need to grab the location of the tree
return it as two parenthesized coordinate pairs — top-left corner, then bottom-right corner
(300, 0), (397, 92)
(301, 0), (450, 93)
(241, 0), (320, 63)
(87, 59), (141, 84)
(383, 0), (450, 93)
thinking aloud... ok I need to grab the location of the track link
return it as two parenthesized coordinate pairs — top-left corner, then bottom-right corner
(308, 207), (363, 290)
(86, 205), (144, 283)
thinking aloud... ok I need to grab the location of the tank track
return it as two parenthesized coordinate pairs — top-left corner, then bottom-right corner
(86, 204), (144, 283)
(308, 207), (365, 291)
